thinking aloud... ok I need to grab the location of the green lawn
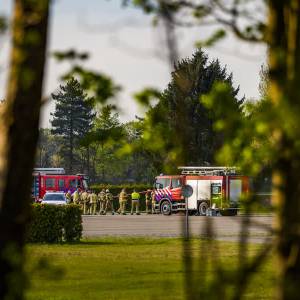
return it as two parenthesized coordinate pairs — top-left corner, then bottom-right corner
(25, 238), (275, 300)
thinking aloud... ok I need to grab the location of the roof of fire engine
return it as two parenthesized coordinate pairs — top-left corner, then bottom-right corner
(178, 166), (238, 176)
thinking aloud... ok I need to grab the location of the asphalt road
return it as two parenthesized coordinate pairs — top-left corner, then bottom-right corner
(82, 214), (273, 243)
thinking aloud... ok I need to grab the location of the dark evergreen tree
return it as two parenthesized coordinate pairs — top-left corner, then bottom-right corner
(146, 49), (243, 167)
(123, 120), (158, 183)
(51, 78), (95, 173)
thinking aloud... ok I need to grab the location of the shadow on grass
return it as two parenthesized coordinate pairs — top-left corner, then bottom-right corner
(77, 236), (180, 246)
(27, 237), (177, 247)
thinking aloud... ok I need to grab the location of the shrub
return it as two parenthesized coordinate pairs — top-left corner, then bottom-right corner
(90, 183), (152, 195)
(27, 204), (82, 243)
(63, 204), (82, 242)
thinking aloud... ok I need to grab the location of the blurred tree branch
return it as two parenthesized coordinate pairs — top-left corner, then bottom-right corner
(52, 49), (121, 106)
(0, 15), (8, 34)
(127, 1), (300, 300)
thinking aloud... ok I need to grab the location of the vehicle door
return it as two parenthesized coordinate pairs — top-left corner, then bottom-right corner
(211, 182), (222, 208)
(58, 178), (65, 192)
(155, 177), (171, 201)
(170, 177), (182, 201)
(45, 177), (56, 193)
(229, 177), (242, 207)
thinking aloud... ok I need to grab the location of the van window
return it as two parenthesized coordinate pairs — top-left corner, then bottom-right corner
(171, 178), (181, 188)
(58, 179), (65, 188)
(45, 178), (55, 188)
(155, 178), (170, 189)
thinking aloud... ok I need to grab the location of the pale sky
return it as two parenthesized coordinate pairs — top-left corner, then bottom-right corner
(0, 0), (266, 128)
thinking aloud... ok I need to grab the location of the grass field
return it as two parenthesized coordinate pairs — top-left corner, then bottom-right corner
(25, 238), (275, 300)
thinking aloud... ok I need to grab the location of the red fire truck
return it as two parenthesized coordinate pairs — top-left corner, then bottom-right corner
(154, 166), (249, 216)
(32, 168), (89, 201)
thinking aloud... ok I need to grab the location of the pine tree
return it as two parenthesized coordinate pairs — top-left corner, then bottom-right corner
(146, 49), (242, 167)
(51, 78), (94, 173)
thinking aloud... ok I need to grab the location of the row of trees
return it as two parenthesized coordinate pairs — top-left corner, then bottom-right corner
(37, 49), (242, 184)
(36, 77), (156, 183)
(37, 107), (156, 183)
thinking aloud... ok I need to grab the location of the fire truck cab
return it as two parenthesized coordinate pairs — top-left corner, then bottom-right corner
(154, 167), (249, 216)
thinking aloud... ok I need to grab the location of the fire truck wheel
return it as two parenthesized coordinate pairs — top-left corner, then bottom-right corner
(160, 200), (172, 215)
(198, 202), (208, 216)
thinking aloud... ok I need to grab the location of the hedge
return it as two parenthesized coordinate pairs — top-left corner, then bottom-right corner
(90, 183), (152, 194)
(27, 204), (82, 243)
(90, 183), (152, 211)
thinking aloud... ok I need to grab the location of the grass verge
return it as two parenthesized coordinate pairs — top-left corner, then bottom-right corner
(25, 237), (274, 300)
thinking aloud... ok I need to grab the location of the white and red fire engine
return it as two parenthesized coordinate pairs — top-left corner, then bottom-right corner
(32, 168), (89, 201)
(154, 166), (249, 216)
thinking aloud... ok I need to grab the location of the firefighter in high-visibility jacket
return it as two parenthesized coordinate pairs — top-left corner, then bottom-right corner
(145, 189), (152, 214)
(118, 188), (127, 215)
(98, 189), (106, 215)
(151, 189), (156, 214)
(65, 190), (72, 204)
(73, 189), (80, 205)
(89, 191), (98, 215)
(131, 189), (140, 215)
(104, 189), (114, 215)
(81, 190), (88, 214)
(85, 190), (91, 214)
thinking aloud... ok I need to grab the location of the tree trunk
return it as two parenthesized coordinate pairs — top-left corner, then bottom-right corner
(69, 118), (73, 173)
(268, 1), (300, 299)
(0, 0), (50, 299)
(101, 142), (105, 182)
(87, 145), (90, 177)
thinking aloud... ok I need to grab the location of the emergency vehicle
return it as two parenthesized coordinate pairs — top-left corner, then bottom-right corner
(154, 166), (249, 216)
(32, 168), (89, 201)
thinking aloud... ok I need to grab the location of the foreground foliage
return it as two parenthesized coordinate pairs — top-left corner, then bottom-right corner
(0, 1), (50, 298)
(128, 1), (300, 298)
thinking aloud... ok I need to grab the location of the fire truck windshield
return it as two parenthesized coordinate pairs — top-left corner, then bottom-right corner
(83, 179), (88, 190)
(171, 178), (181, 188)
(155, 178), (170, 189)
(69, 179), (78, 188)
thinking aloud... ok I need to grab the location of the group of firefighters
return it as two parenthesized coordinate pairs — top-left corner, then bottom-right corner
(65, 188), (156, 215)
